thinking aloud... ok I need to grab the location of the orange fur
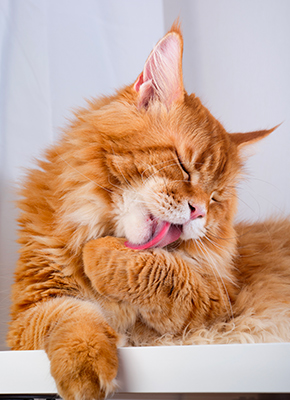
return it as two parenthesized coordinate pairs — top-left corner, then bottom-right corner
(7, 24), (290, 400)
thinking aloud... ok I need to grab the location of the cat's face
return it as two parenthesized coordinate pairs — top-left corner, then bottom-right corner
(106, 99), (240, 250)
(65, 25), (274, 252)
(96, 26), (273, 251)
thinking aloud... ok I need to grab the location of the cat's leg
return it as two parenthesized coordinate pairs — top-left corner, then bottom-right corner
(83, 237), (232, 336)
(7, 296), (121, 400)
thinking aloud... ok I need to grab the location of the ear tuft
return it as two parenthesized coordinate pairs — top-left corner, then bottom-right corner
(134, 26), (184, 109)
(230, 124), (281, 147)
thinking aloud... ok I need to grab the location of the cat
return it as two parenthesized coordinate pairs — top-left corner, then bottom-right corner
(7, 22), (290, 400)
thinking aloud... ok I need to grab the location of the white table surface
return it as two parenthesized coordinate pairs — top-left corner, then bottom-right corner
(0, 343), (290, 396)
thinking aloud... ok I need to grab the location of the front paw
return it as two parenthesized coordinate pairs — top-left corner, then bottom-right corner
(45, 318), (119, 400)
(83, 236), (139, 294)
(83, 236), (145, 299)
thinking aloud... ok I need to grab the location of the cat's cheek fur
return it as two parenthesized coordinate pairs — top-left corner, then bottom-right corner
(142, 177), (192, 225)
(181, 218), (206, 241)
(59, 182), (113, 246)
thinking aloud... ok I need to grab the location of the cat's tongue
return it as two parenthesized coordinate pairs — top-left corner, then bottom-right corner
(125, 221), (182, 250)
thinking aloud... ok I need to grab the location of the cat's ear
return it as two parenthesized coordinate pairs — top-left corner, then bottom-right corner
(230, 125), (280, 148)
(134, 25), (184, 109)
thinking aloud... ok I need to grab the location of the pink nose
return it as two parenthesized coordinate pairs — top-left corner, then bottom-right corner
(189, 204), (206, 220)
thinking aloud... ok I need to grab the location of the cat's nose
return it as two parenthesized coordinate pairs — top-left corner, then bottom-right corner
(189, 203), (206, 220)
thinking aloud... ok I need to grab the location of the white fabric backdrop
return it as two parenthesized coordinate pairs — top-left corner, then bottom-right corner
(1, 0), (290, 350)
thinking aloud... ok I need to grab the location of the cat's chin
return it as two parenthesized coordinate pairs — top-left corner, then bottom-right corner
(180, 218), (206, 241)
(125, 220), (182, 250)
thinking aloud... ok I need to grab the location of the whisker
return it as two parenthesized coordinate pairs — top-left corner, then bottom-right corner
(142, 162), (181, 185)
(140, 158), (178, 179)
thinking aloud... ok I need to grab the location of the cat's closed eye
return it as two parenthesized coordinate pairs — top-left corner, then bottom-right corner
(176, 152), (190, 181)
(210, 192), (220, 203)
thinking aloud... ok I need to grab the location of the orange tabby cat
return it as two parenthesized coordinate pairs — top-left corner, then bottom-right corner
(7, 23), (290, 400)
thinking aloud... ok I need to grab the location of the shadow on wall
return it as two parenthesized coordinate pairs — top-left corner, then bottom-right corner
(0, 179), (18, 350)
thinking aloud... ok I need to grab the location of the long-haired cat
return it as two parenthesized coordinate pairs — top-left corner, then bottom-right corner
(7, 23), (290, 400)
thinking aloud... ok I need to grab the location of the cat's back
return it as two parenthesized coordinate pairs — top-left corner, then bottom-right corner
(236, 218), (290, 264)
(234, 218), (290, 315)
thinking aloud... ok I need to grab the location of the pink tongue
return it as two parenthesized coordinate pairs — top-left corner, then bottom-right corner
(125, 221), (182, 250)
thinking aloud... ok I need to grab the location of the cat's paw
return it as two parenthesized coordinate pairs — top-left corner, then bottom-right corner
(83, 236), (137, 280)
(46, 317), (120, 400)
(83, 236), (141, 297)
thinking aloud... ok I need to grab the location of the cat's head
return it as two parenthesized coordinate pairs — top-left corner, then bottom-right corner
(62, 24), (276, 253)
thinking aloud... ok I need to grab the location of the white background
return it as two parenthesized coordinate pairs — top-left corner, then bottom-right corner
(0, 0), (290, 350)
